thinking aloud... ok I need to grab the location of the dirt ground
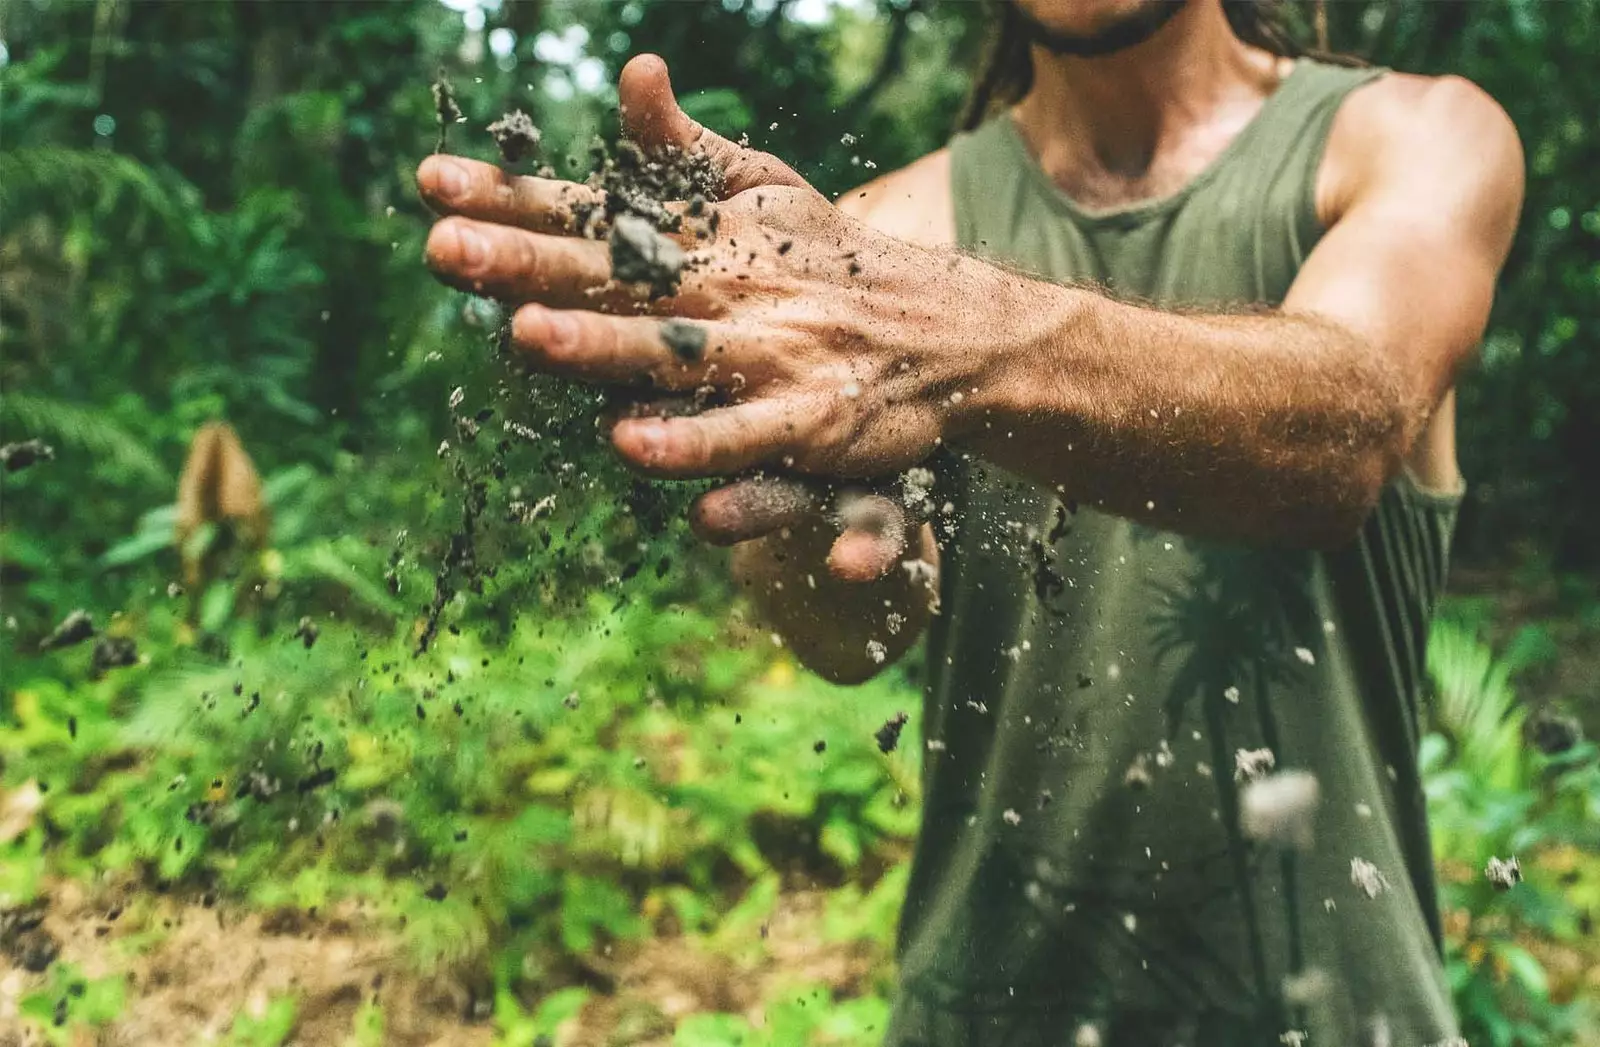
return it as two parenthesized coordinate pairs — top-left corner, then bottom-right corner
(0, 882), (877, 1047)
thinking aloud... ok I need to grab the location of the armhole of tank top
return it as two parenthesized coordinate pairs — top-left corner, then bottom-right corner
(1295, 67), (1391, 250)
(1397, 466), (1466, 513)
(947, 126), (985, 252)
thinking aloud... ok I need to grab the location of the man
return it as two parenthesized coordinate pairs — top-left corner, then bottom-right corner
(419, 0), (1522, 1042)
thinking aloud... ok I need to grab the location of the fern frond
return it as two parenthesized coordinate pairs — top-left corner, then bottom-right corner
(0, 147), (194, 227)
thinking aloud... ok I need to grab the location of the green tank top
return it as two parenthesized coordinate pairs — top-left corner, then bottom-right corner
(892, 61), (1464, 1047)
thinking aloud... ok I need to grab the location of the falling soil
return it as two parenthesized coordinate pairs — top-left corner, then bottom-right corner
(487, 109), (541, 165)
(1485, 855), (1522, 890)
(1, 439), (55, 473)
(430, 71), (462, 154)
(874, 712), (909, 754)
(37, 610), (95, 652)
(88, 635), (138, 677)
(609, 214), (687, 297)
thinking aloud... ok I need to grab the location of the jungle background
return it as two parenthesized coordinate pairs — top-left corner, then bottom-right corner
(2, 1), (1598, 1044)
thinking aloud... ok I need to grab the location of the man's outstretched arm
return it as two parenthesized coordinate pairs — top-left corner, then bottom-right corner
(955, 75), (1523, 547)
(418, 59), (1522, 558)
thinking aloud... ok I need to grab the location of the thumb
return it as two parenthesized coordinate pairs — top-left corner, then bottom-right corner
(618, 54), (810, 198)
(826, 490), (909, 584)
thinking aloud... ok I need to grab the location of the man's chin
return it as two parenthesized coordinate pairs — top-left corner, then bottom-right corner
(1012, 0), (1190, 58)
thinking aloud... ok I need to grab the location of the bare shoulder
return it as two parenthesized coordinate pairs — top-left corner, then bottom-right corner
(835, 148), (954, 248)
(1321, 71), (1524, 240)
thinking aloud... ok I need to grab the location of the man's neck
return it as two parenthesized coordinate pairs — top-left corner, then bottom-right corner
(1012, 2), (1286, 198)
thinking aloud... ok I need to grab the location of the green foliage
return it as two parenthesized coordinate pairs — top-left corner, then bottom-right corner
(1424, 610), (1600, 1046)
(218, 994), (299, 1047)
(3, 1), (1599, 1044)
(18, 963), (128, 1045)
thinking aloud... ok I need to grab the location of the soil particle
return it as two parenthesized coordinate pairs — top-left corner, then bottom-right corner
(487, 110), (541, 165)
(1232, 747), (1276, 783)
(659, 319), (707, 363)
(1, 438), (55, 472)
(1350, 856), (1388, 898)
(812, 739), (827, 754)
(1, 901), (60, 972)
(89, 634), (138, 676)
(38, 609), (96, 651)
(1525, 708), (1582, 755)
(609, 214), (686, 297)
(1485, 854), (1522, 890)
(1239, 769), (1320, 849)
(874, 712), (909, 753)
(431, 71), (462, 153)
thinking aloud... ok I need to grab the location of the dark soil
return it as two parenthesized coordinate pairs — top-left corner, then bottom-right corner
(609, 215), (686, 297)
(88, 635), (138, 676)
(38, 609), (95, 652)
(487, 110), (540, 165)
(874, 712), (909, 754)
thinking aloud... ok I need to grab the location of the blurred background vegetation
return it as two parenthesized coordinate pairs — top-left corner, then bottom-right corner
(1, 1), (1597, 1045)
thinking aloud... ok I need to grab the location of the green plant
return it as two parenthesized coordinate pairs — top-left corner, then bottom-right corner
(1424, 612), (1600, 1046)
(18, 963), (128, 1045)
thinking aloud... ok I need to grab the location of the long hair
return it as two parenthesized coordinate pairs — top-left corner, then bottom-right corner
(959, 0), (1355, 132)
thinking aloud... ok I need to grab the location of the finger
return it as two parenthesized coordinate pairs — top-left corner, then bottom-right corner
(689, 476), (823, 546)
(513, 306), (750, 390)
(618, 54), (809, 197)
(417, 155), (602, 234)
(826, 490), (909, 583)
(426, 216), (612, 306)
(611, 397), (801, 478)
(828, 526), (907, 583)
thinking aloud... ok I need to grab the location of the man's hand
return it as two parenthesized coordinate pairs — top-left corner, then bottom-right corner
(419, 54), (992, 580)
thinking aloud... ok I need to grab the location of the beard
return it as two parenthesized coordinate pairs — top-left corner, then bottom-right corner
(1010, 0), (1190, 57)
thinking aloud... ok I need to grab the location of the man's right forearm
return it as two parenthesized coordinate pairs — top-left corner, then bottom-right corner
(731, 521), (938, 685)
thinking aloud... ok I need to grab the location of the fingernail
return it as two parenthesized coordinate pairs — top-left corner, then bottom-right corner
(434, 159), (469, 202)
(453, 225), (485, 269)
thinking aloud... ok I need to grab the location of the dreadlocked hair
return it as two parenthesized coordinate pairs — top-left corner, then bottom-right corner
(959, 0), (1360, 132)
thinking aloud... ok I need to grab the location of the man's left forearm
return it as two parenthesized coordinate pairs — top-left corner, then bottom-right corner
(952, 281), (1425, 549)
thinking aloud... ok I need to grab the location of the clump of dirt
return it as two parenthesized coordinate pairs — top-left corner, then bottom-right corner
(1485, 854), (1522, 890)
(487, 110), (541, 165)
(1, 439), (54, 473)
(609, 214), (687, 298)
(89, 635), (138, 677)
(1525, 708), (1582, 755)
(874, 712), (909, 754)
(431, 71), (463, 154)
(1, 901), (59, 973)
(577, 137), (721, 241)
(37, 609), (95, 652)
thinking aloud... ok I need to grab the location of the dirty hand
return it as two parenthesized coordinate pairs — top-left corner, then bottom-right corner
(420, 55), (997, 579)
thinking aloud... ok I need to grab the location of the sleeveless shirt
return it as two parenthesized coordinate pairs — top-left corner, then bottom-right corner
(889, 61), (1464, 1047)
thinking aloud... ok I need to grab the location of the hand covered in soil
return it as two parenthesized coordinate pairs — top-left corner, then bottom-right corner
(419, 55), (998, 579)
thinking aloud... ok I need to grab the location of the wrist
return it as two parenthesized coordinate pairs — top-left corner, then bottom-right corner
(942, 273), (1091, 444)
